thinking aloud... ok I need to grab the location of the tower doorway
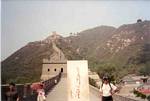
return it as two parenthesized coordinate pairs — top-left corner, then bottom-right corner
(61, 68), (63, 73)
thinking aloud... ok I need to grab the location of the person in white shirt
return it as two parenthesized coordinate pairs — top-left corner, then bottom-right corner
(37, 84), (46, 101)
(99, 76), (117, 101)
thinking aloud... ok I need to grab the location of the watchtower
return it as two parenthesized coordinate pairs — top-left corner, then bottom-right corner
(41, 33), (67, 81)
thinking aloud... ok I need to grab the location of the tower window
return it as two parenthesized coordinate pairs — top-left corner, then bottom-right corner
(54, 69), (56, 71)
(48, 69), (50, 72)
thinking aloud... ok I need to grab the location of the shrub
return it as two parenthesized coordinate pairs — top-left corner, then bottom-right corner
(147, 95), (150, 101)
(141, 94), (146, 99)
(133, 89), (148, 99)
(89, 77), (97, 87)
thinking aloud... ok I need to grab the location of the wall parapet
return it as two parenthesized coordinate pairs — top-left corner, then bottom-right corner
(1, 73), (61, 101)
(89, 85), (140, 101)
(43, 58), (67, 64)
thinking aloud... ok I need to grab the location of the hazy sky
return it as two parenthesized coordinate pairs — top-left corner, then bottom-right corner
(1, 0), (150, 61)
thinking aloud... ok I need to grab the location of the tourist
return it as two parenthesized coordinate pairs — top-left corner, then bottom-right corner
(5, 82), (19, 101)
(54, 79), (57, 84)
(37, 84), (46, 101)
(99, 76), (118, 101)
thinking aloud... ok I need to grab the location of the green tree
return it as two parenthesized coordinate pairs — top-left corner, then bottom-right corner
(139, 62), (150, 76)
(147, 95), (150, 101)
(89, 77), (97, 87)
(137, 44), (150, 64)
(96, 63), (119, 82)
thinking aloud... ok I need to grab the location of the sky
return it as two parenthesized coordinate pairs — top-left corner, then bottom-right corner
(1, 0), (150, 61)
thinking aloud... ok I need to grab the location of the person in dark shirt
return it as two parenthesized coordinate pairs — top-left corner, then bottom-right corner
(5, 82), (19, 101)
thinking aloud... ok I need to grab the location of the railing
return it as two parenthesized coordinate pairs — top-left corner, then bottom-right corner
(42, 72), (61, 94)
(1, 72), (61, 101)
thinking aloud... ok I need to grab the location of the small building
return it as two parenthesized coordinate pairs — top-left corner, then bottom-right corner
(137, 19), (142, 23)
(122, 74), (149, 85)
(141, 76), (148, 83)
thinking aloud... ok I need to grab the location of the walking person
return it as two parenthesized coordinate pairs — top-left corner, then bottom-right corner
(5, 82), (20, 101)
(37, 84), (46, 101)
(99, 76), (118, 101)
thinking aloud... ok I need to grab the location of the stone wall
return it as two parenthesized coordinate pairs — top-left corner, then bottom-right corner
(113, 95), (138, 101)
(1, 84), (37, 101)
(89, 85), (140, 101)
(1, 73), (61, 101)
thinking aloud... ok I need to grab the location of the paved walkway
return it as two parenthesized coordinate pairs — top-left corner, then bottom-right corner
(46, 78), (100, 101)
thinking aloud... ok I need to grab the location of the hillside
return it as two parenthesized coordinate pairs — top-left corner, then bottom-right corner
(1, 33), (81, 84)
(66, 20), (150, 79)
(68, 21), (150, 65)
(66, 26), (116, 59)
(2, 20), (150, 84)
